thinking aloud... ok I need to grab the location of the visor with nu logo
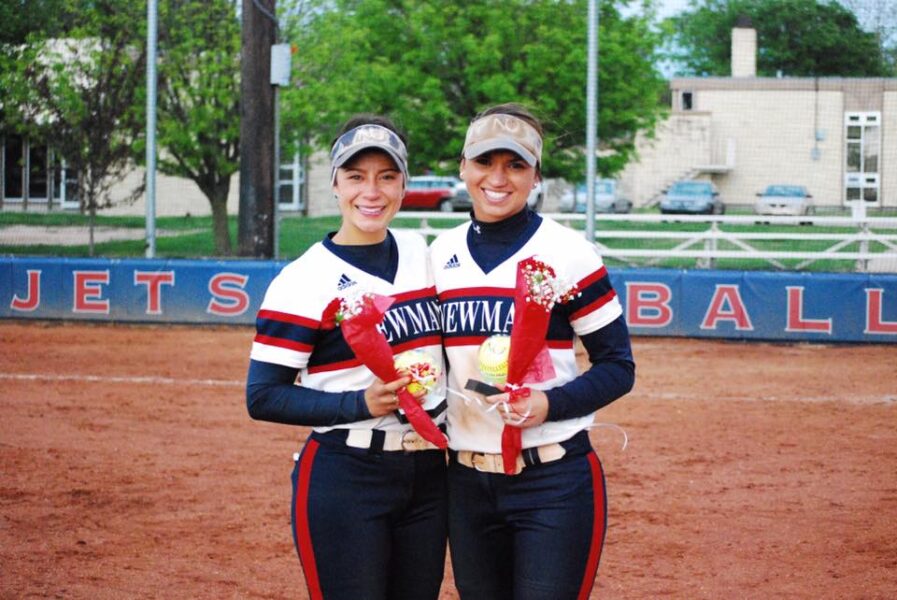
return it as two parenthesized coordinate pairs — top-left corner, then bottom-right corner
(462, 113), (543, 167)
(330, 124), (409, 186)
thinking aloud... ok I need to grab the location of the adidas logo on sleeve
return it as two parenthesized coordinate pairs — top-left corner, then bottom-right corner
(444, 254), (460, 269)
(337, 273), (357, 290)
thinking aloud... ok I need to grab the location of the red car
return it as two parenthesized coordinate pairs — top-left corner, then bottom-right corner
(403, 175), (459, 212)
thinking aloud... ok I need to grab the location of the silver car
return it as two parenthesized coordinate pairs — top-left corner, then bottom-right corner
(560, 179), (632, 214)
(754, 185), (814, 216)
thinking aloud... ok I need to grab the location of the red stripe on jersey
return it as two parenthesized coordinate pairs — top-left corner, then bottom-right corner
(391, 335), (443, 355)
(307, 356), (362, 374)
(257, 309), (320, 329)
(392, 286), (437, 303)
(577, 452), (607, 600)
(577, 265), (609, 290)
(295, 440), (324, 600)
(253, 334), (313, 354)
(570, 289), (617, 321)
(438, 287), (513, 301)
(306, 335), (442, 373)
(546, 339), (575, 350)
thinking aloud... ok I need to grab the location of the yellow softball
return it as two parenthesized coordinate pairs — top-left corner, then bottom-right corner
(477, 335), (510, 385)
(394, 349), (439, 394)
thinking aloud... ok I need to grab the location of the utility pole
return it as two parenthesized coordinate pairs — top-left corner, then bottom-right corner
(238, 0), (277, 257)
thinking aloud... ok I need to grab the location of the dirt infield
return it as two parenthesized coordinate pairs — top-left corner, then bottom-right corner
(1, 321), (896, 599)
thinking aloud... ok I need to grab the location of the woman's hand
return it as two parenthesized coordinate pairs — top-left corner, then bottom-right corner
(364, 375), (413, 417)
(483, 388), (549, 429)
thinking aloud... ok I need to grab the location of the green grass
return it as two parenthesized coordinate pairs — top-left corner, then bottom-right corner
(1, 211), (891, 273)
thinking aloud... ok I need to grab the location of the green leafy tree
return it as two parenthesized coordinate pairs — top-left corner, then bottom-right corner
(667, 0), (890, 77)
(281, 0), (666, 180)
(841, 0), (897, 75)
(0, 0), (73, 49)
(2, 0), (146, 255)
(151, 0), (241, 255)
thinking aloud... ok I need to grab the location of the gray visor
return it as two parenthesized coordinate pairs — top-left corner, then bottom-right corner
(330, 124), (409, 186)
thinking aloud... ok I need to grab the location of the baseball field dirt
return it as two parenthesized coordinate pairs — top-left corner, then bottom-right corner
(1, 321), (895, 599)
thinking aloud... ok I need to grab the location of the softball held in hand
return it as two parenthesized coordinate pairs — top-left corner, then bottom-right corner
(477, 335), (511, 386)
(394, 350), (440, 395)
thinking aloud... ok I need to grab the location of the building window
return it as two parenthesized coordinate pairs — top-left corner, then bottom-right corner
(844, 112), (880, 204)
(1, 135), (79, 209)
(680, 91), (694, 111)
(277, 151), (305, 212)
(3, 135), (25, 198)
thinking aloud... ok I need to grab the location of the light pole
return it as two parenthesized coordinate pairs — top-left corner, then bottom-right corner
(585, 0), (599, 243)
(145, 0), (158, 258)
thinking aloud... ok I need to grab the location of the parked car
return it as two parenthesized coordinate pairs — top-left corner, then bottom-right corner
(450, 180), (472, 211)
(754, 184), (814, 216)
(659, 180), (725, 215)
(560, 179), (632, 214)
(450, 180), (543, 212)
(403, 175), (459, 211)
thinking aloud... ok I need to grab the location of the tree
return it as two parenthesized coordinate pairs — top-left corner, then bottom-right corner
(3, 0), (146, 255)
(841, 0), (897, 75)
(0, 0), (72, 50)
(280, 0), (667, 181)
(152, 0), (242, 255)
(666, 0), (890, 77)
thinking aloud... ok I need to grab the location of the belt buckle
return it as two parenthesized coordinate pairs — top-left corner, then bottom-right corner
(470, 452), (490, 472)
(401, 430), (424, 452)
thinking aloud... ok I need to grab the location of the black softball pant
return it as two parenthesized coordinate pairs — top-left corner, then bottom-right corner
(447, 431), (607, 600)
(291, 431), (448, 600)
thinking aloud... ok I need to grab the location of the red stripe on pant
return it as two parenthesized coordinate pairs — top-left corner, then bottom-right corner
(577, 452), (607, 600)
(295, 439), (323, 600)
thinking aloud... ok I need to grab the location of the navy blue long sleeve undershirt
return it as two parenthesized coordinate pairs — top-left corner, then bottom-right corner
(544, 315), (635, 421)
(246, 359), (372, 427)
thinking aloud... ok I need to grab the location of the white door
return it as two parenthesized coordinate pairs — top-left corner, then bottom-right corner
(844, 112), (880, 205)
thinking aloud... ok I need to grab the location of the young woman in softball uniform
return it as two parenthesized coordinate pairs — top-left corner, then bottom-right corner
(247, 115), (447, 600)
(429, 103), (635, 600)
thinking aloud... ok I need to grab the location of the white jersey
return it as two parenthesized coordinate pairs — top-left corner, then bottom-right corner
(251, 230), (445, 433)
(430, 216), (623, 453)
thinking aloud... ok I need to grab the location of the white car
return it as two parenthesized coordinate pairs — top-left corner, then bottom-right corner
(754, 185), (814, 216)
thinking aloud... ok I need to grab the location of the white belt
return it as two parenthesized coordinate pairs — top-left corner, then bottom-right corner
(455, 443), (566, 475)
(345, 429), (443, 452)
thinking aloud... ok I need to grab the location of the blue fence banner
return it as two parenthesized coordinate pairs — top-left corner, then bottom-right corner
(2, 258), (896, 343)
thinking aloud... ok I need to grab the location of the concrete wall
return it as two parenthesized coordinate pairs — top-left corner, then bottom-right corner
(618, 114), (714, 206)
(305, 150), (339, 217)
(100, 167), (240, 217)
(697, 88), (844, 206)
(621, 79), (897, 210)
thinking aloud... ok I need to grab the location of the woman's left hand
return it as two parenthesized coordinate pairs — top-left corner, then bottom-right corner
(484, 388), (549, 429)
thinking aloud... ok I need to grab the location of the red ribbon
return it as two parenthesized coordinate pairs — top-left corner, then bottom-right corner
(322, 294), (448, 449)
(499, 257), (559, 474)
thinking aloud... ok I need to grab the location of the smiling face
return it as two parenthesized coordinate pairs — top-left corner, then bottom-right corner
(461, 150), (539, 223)
(332, 150), (404, 244)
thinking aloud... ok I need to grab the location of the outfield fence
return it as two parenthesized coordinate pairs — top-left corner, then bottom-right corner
(401, 212), (897, 273)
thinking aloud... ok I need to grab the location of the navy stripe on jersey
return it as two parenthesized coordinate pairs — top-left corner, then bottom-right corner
(439, 287), (574, 347)
(566, 266), (618, 320)
(255, 309), (319, 353)
(306, 287), (442, 372)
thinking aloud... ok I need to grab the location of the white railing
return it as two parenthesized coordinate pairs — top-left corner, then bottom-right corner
(396, 211), (897, 273)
